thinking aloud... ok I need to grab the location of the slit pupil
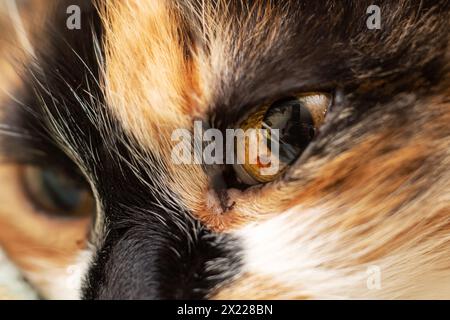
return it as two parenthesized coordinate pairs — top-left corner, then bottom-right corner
(263, 98), (316, 165)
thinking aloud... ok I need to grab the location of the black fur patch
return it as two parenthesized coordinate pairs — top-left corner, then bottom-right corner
(1, 0), (242, 299)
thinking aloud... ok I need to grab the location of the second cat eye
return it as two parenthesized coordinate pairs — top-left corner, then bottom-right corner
(20, 166), (95, 219)
(232, 92), (332, 186)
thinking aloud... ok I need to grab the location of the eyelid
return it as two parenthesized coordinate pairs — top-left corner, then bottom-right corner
(234, 91), (334, 128)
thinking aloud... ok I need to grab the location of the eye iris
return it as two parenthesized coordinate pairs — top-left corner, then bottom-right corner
(234, 93), (331, 185)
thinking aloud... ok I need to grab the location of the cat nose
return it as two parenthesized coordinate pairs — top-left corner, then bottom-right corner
(81, 207), (241, 299)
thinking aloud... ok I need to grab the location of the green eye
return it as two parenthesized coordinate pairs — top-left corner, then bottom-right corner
(21, 166), (95, 219)
(233, 92), (331, 185)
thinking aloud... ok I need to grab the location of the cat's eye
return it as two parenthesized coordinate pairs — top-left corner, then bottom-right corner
(232, 92), (332, 185)
(20, 166), (95, 218)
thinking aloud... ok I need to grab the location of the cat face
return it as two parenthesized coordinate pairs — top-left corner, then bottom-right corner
(0, 0), (449, 299)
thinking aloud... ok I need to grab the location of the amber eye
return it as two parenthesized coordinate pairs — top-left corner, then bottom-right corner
(232, 92), (331, 185)
(20, 166), (95, 219)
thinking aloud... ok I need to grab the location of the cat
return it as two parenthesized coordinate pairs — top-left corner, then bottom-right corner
(0, 0), (448, 299)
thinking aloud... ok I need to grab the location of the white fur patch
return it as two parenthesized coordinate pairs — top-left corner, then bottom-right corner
(236, 206), (450, 299)
(21, 249), (93, 300)
(0, 248), (37, 299)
